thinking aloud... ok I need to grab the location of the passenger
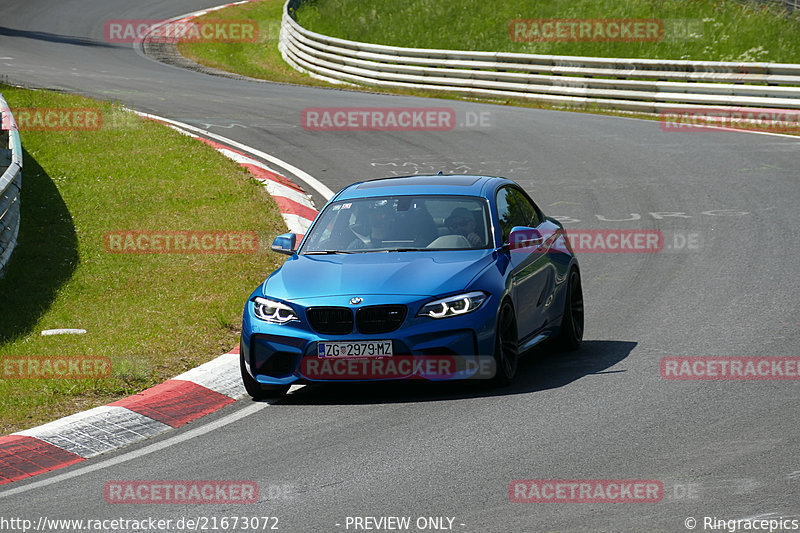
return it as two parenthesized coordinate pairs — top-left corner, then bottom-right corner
(445, 207), (483, 247)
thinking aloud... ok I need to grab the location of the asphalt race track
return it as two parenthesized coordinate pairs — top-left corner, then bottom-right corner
(1, 1), (798, 531)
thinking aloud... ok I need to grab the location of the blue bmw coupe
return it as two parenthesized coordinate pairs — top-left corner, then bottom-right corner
(240, 174), (583, 398)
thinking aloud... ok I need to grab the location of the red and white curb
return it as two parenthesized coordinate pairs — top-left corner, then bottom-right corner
(0, 111), (322, 487)
(0, 347), (243, 485)
(140, 0), (255, 43)
(190, 135), (318, 238)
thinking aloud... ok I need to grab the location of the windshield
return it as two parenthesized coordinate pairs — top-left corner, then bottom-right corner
(301, 195), (492, 253)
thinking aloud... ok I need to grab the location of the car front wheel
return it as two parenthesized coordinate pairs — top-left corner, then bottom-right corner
(492, 300), (519, 386)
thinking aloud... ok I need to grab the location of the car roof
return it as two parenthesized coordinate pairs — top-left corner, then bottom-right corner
(334, 174), (513, 200)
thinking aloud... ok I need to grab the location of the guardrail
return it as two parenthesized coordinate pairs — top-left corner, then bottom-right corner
(280, 0), (800, 114)
(750, 0), (798, 12)
(0, 93), (22, 275)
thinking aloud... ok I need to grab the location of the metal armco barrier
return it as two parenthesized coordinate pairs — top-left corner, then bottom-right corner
(0, 93), (22, 274)
(750, 0), (798, 12)
(279, 0), (800, 114)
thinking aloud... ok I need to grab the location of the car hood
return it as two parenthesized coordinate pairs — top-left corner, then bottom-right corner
(262, 250), (495, 300)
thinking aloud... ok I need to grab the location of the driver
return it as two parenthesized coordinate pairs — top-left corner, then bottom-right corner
(348, 206), (394, 250)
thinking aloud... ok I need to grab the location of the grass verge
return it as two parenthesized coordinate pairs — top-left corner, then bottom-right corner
(295, 0), (800, 62)
(0, 85), (286, 434)
(178, 0), (332, 86)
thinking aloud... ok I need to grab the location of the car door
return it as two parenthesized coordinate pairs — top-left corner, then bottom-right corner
(496, 186), (554, 341)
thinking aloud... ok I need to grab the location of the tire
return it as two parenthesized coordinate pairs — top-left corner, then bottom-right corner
(240, 345), (290, 399)
(553, 267), (584, 351)
(492, 300), (519, 386)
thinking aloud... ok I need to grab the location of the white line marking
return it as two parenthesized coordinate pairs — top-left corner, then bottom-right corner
(40, 329), (87, 336)
(0, 401), (269, 498)
(127, 109), (335, 200)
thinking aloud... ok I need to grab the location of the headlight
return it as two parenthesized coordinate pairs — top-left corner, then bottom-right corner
(252, 297), (298, 324)
(418, 291), (487, 319)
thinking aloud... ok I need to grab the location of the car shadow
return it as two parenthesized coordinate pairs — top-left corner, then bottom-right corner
(275, 339), (636, 405)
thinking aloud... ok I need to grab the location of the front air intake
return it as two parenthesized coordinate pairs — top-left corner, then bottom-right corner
(306, 307), (354, 335)
(356, 305), (407, 334)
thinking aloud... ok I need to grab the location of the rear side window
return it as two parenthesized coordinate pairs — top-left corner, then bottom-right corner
(496, 187), (542, 242)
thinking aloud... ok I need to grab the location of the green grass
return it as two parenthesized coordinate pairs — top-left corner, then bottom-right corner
(295, 0), (800, 62)
(178, 0), (333, 86)
(179, 0), (487, 109)
(0, 85), (286, 434)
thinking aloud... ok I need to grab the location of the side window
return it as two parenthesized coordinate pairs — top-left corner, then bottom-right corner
(523, 190), (542, 227)
(496, 187), (541, 242)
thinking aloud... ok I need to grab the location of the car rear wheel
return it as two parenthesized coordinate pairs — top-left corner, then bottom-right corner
(492, 300), (519, 386)
(240, 345), (290, 399)
(554, 267), (584, 351)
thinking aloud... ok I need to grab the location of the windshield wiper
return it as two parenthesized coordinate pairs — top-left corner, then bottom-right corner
(303, 250), (357, 255)
(382, 248), (425, 252)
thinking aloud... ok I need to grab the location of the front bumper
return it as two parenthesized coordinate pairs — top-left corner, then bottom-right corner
(241, 294), (498, 385)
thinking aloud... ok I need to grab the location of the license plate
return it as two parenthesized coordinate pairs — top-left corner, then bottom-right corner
(318, 341), (393, 358)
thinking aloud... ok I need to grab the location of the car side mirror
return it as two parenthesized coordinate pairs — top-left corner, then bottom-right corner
(271, 233), (297, 255)
(507, 226), (542, 252)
